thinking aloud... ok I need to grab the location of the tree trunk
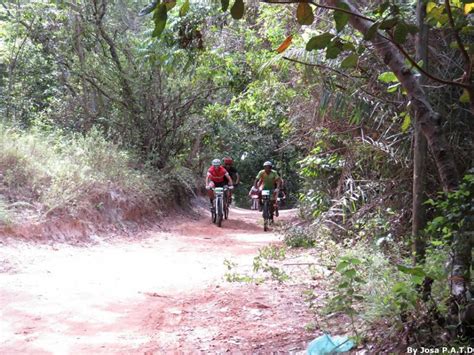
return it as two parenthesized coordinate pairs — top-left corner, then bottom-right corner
(412, 0), (428, 264)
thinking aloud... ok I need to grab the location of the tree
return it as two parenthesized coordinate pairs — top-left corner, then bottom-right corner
(140, 0), (474, 333)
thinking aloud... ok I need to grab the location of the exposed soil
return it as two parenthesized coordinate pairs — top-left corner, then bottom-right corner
(0, 205), (318, 353)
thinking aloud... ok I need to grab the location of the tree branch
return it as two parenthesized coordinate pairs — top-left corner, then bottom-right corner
(445, 0), (471, 71)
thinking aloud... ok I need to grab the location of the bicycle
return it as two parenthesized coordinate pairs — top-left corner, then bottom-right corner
(261, 189), (273, 231)
(211, 186), (230, 227)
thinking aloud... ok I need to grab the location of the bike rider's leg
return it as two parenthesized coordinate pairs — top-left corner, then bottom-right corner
(207, 182), (216, 210)
(258, 185), (263, 211)
(272, 190), (279, 217)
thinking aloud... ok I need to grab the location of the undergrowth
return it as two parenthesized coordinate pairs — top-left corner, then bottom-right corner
(0, 124), (192, 227)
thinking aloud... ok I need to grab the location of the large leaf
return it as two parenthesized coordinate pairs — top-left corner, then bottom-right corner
(179, 0), (189, 16)
(306, 33), (334, 51)
(276, 35), (293, 53)
(297, 2), (314, 26)
(465, 3), (474, 13)
(326, 41), (343, 59)
(340, 53), (358, 68)
(231, 0), (244, 19)
(397, 264), (426, 277)
(393, 22), (409, 44)
(378, 71), (398, 83)
(152, 3), (168, 37)
(334, 2), (350, 32)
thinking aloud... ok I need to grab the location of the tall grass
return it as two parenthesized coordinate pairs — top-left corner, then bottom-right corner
(0, 124), (166, 223)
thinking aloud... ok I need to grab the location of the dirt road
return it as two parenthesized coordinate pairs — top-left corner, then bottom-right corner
(0, 207), (315, 353)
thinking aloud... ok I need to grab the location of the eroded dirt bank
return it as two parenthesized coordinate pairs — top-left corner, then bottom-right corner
(0, 207), (315, 353)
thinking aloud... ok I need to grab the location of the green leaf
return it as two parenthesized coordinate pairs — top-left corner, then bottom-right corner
(342, 42), (356, 52)
(221, 0), (229, 11)
(348, 257), (361, 265)
(230, 0), (244, 19)
(379, 18), (399, 30)
(343, 268), (357, 278)
(340, 53), (358, 68)
(297, 2), (314, 26)
(393, 22), (409, 44)
(336, 260), (349, 271)
(306, 33), (334, 51)
(334, 2), (350, 32)
(397, 264), (426, 277)
(401, 113), (411, 132)
(179, 0), (190, 16)
(326, 42), (342, 59)
(364, 22), (379, 40)
(460, 89), (470, 103)
(387, 83), (400, 93)
(152, 4), (168, 38)
(378, 71), (398, 83)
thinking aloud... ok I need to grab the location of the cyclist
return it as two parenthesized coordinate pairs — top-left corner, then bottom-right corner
(206, 159), (233, 210)
(253, 161), (282, 217)
(223, 157), (240, 204)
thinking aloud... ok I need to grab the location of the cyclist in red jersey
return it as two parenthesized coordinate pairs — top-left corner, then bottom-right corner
(223, 157), (239, 204)
(206, 159), (233, 206)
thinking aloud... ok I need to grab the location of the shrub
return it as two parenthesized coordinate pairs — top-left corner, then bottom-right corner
(0, 124), (170, 224)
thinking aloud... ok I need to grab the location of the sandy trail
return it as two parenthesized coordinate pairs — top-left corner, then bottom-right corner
(0, 207), (314, 353)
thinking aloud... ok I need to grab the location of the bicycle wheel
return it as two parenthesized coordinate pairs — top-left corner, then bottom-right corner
(217, 197), (223, 227)
(224, 195), (229, 220)
(211, 200), (216, 224)
(263, 200), (269, 231)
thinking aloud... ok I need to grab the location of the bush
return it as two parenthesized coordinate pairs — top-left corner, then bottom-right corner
(0, 124), (168, 224)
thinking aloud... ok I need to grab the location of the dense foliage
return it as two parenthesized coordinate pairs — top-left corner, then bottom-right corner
(1, 0), (473, 348)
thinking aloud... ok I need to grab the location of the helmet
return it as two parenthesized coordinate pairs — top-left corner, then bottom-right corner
(212, 159), (221, 166)
(223, 157), (233, 165)
(263, 161), (273, 167)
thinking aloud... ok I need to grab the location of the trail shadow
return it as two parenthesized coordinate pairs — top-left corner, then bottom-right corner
(221, 218), (261, 232)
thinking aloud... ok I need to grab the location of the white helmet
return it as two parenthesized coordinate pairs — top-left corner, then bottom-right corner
(212, 159), (221, 166)
(263, 161), (272, 167)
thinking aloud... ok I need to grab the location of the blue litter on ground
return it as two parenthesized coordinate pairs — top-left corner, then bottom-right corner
(307, 333), (354, 355)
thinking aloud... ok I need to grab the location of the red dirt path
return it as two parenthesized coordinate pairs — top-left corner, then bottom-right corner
(0, 207), (315, 353)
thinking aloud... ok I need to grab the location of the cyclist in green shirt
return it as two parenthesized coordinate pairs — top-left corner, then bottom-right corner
(254, 161), (282, 216)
